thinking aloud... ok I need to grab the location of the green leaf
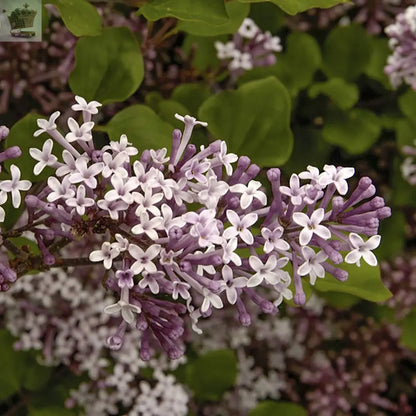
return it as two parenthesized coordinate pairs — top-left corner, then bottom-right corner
(322, 108), (381, 154)
(374, 211), (406, 262)
(398, 90), (416, 124)
(249, 2), (286, 33)
(323, 25), (371, 81)
(69, 27), (143, 104)
(240, 32), (321, 96)
(177, 1), (249, 36)
(46, 0), (102, 36)
(400, 309), (416, 350)
(171, 84), (211, 116)
(308, 78), (359, 110)
(5, 113), (46, 182)
(102, 105), (173, 152)
(274, 32), (321, 95)
(199, 77), (293, 166)
(157, 99), (189, 128)
(28, 406), (75, 416)
(318, 292), (360, 309)
(3, 114), (47, 230)
(0, 330), (21, 400)
(238, 0), (348, 15)
(248, 401), (307, 416)
(396, 118), (416, 151)
(185, 349), (238, 401)
(139, 0), (228, 24)
(315, 262), (392, 302)
(364, 37), (391, 86)
(182, 35), (221, 71)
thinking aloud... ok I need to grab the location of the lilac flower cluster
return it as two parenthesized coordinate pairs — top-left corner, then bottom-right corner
(0, 96), (389, 360)
(385, 5), (416, 90)
(398, 133), (416, 185)
(215, 18), (282, 79)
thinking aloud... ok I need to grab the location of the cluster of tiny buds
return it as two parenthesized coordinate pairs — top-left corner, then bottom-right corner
(385, 5), (416, 90)
(0, 96), (390, 359)
(215, 18), (282, 78)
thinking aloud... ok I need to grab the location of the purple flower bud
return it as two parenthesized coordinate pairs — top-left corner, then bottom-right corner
(91, 150), (103, 163)
(0, 126), (9, 140)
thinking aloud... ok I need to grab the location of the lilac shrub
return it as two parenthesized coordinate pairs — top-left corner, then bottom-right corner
(0, 96), (390, 360)
(385, 5), (416, 90)
(0, 265), (189, 416)
(288, 0), (411, 34)
(191, 296), (415, 416)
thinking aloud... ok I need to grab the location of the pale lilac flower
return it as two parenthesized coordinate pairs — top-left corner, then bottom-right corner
(160, 204), (186, 231)
(65, 117), (94, 143)
(200, 287), (223, 313)
(293, 208), (331, 246)
(29, 139), (58, 175)
(65, 184), (95, 215)
(97, 198), (129, 220)
(247, 255), (286, 287)
(138, 271), (162, 294)
(89, 242), (121, 270)
(214, 141), (238, 175)
(150, 148), (169, 164)
(192, 173), (229, 209)
(69, 158), (103, 189)
(221, 237), (242, 266)
(55, 150), (86, 177)
(172, 281), (191, 300)
(219, 265), (247, 304)
(223, 210), (258, 245)
(214, 41), (236, 59)
(238, 18), (260, 39)
(113, 234), (129, 252)
(104, 287), (141, 324)
(101, 152), (129, 178)
(345, 233), (381, 267)
(261, 226), (290, 253)
(230, 180), (267, 209)
(184, 159), (210, 183)
(0, 164), (31, 208)
(71, 95), (101, 114)
(319, 165), (355, 195)
(298, 165), (321, 184)
(103, 134), (138, 157)
(131, 211), (164, 240)
(280, 174), (305, 206)
(298, 246), (328, 285)
(46, 176), (75, 202)
(134, 186), (163, 216)
(105, 174), (139, 205)
(230, 51), (253, 71)
(129, 244), (161, 275)
(33, 111), (60, 137)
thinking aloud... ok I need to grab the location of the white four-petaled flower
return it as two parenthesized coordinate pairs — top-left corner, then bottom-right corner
(345, 233), (381, 267)
(293, 208), (331, 246)
(0, 164), (31, 208)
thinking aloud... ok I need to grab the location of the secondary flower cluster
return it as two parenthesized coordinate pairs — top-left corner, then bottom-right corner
(400, 138), (416, 184)
(288, 0), (410, 34)
(215, 18), (282, 78)
(385, 5), (416, 90)
(0, 96), (389, 359)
